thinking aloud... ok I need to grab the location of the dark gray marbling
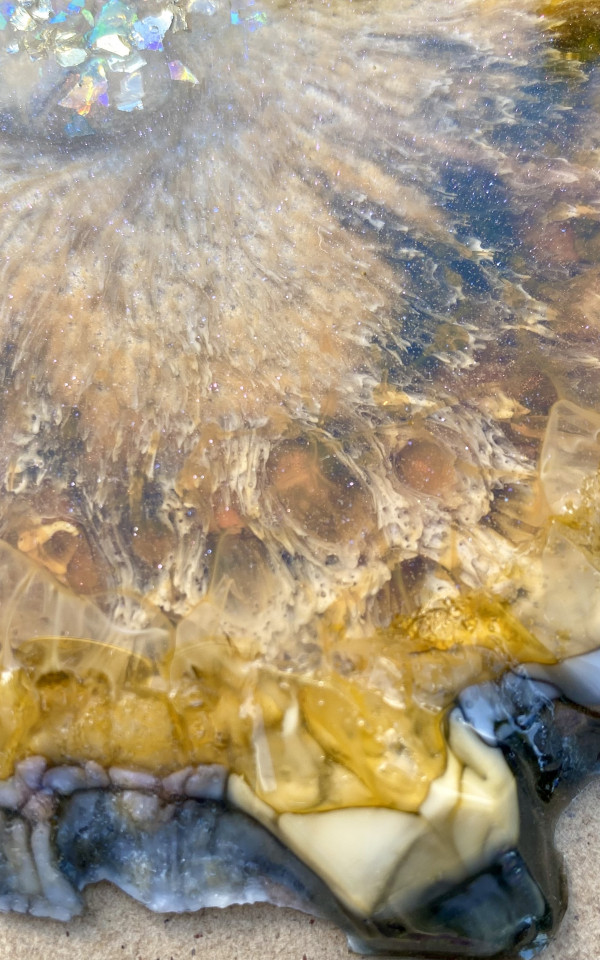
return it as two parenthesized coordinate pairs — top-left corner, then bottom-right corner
(1, 671), (600, 959)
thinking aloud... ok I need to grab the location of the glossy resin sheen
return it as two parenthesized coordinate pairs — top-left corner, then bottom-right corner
(1, 0), (600, 956)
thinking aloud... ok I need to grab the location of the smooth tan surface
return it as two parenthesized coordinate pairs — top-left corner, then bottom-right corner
(543, 780), (600, 960)
(0, 781), (598, 960)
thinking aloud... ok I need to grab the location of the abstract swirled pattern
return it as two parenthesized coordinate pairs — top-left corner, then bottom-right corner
(1, 0), (600, 956)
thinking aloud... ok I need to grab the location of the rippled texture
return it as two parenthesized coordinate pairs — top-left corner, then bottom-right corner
(2, 0), (600, 956)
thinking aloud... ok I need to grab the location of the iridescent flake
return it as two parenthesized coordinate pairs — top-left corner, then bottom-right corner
(115, 69), (143, 109)
(31, 0), (53, 20)
(59, 59), (109, 114)
(55, 44), (87, 65)
(10, 5), (34, 30)
(0, 0), (267, 121)
(230, 3), (266, 29)
(49, 0), (82, 22)
(89, 0), (135, 54)
(106, 50), (145, 72)
(186, 0), (216, 12)
(132, 9), (172, 51)
(167, 58), (198, 82)
(64, 112), (93, 135)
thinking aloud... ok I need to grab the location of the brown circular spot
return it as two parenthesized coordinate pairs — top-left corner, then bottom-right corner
(393, 439), (455, 496)
(209, 529), (277, 619)
(268, 439), (373, 543)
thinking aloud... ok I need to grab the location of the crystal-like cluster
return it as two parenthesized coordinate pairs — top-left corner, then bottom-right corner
(0, 0), (264, 135)
(1, 0), (600, 957)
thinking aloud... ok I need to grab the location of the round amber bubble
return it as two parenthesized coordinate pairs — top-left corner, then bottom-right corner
(267, 438), (374, 544)
(393, 438), (456, 496)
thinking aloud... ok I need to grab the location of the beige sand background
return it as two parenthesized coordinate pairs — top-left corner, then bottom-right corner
(0, 780), (597, 960)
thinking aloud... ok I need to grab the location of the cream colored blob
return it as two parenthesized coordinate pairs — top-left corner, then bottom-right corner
(229, 714), (519, 919)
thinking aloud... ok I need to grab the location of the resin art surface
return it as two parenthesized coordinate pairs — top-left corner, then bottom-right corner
(2, 0), (600, 956)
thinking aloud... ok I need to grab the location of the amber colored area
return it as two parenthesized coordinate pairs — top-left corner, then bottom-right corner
(0, 534), (556, 817)
(540, 0), (600, 60)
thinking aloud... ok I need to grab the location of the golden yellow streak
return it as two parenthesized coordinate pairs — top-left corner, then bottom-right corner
(0, 588), (556, 816)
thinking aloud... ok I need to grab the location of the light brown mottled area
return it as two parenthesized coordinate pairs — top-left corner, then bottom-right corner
(0, 784), (598, 959)
(0, 0), (571, 642)
(3, 0), (600, 951)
